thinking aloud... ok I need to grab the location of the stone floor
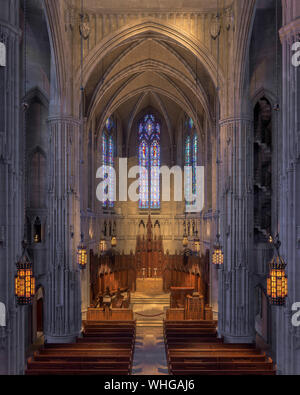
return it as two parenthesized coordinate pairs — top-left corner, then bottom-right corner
(131, 280), (170, 375)
(132, 326), (169, 375)
(131, 291), (170, 327)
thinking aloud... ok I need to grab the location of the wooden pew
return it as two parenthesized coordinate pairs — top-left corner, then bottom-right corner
(164, 319), (276, 376)
(167, 350), (257, 356)
(170, 369), (276, 376)
(26, 369), (129, 376)
(26, 320), (136, 376)
(170, 361), (274, 371)
(27, 357), (131, 371)
(34, 352), (132, 362)
(82, 320), (136, 330)
(167, 343), (256, 350)
(168, 354), (268, 363)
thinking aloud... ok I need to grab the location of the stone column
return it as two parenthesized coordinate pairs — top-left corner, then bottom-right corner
(276, 12), (300, 375)
(44, 116), (82, 343)
(218, 116), (255, 343)
(0, 0), (27, 374)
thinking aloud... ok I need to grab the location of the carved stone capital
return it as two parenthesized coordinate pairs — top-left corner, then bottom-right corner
(47, 115), (81, 127)
(280, 18), (300, 43)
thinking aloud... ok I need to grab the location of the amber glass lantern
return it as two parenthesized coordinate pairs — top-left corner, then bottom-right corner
(182, 234), (189, 248)
(267, 235), (288, 306)
(194, 239), (200, 253)
(194, 231), (200, 253)
(111, 236), (117, 248)
(34, 234), (40, 243)
(212, 234), (224, 265)
(77, 234), (87, 270)
(15, 243), (35, 305)
(99, 239), (107, 254)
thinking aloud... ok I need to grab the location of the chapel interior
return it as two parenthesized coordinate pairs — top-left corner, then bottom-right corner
(0, 0), (300, 376)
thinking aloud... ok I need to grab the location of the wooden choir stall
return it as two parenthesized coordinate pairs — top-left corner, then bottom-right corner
(89, 250), (136, 321)
(88, 216), (212, 322)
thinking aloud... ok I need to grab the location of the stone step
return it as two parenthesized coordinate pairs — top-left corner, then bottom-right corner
(136, 321), (164, 327)
(131, 299), (170, 304)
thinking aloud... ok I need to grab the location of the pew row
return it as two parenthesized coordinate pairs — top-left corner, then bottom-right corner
(164, 320), (276, 376)
(26, 320), (136, 375)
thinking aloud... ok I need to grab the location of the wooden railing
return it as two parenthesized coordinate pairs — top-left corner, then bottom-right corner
(87, 308), (134, 321)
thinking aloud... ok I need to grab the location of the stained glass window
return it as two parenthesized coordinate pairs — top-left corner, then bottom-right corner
(102, 118), (115, 209)
(138, 114), (161, 209)
(192, 134), (198, 195)
(108, 135), (114, 208)
(106, 116), (114, 132)
(151, 140), (160, 209)
(184, 118), (198, 209)
(185, 135), (192, 205)
(139, 140), (149, 209)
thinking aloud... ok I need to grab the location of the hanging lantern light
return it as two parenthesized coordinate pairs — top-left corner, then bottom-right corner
(99, 239), (107, 254)
(77, 233), (87, 270)
(182, 233), (189, 248)
(15, 242), (35, 305)
(182, 215), (189, 248)
(212, 234), (224, 265)
(267, 234), (288, 306)
(111, 219), (117, 248)
(111, 236), (117, 248)
(194, 231), (200, 253)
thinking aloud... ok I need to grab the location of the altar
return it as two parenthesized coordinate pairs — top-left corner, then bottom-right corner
(136, 277), (164, 294)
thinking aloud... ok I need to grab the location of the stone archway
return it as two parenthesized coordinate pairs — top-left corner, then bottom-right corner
(75, 19), (225, 97)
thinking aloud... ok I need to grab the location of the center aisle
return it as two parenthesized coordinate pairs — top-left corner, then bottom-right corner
(132, 326), (168, 375)
(131, 278), (169, 375)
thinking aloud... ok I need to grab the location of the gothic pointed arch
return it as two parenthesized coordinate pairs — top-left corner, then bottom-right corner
(75, 20), (225, 101)
(138, 112), (161, 210)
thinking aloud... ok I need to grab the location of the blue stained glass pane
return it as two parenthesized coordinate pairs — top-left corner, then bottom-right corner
(106, 117), (114, 131)
(102, 132), (114, 209)
(151, 141), (160, 209)
(192, 134), (198, 195)
(138, 114), (160, 209)
(189, 118), (194, 129)
(185, 136), (191, 166)
(146, 120), (153, 136)
(102, 133), (108, 208)
(185, 133), (198, 209)
(139, 140), (149, 209)
(102, 133), (107, 166)
(185, 136), (192, 207)
(108, 135), (114, 208)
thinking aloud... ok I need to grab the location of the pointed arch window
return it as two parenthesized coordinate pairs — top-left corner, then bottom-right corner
(29, 149), (46, 209)
(34, 217), (42, 243)
(138, 114), (161, 209)
(253, 98), (272, 242)
(184, 117), (198, 209)
(102, 116), (115, 209)
(88, 130), (93, 209)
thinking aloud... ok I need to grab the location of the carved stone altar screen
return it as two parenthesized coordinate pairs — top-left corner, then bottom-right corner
(135, 215), (164, 278)
(90, 216), (209, 307)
